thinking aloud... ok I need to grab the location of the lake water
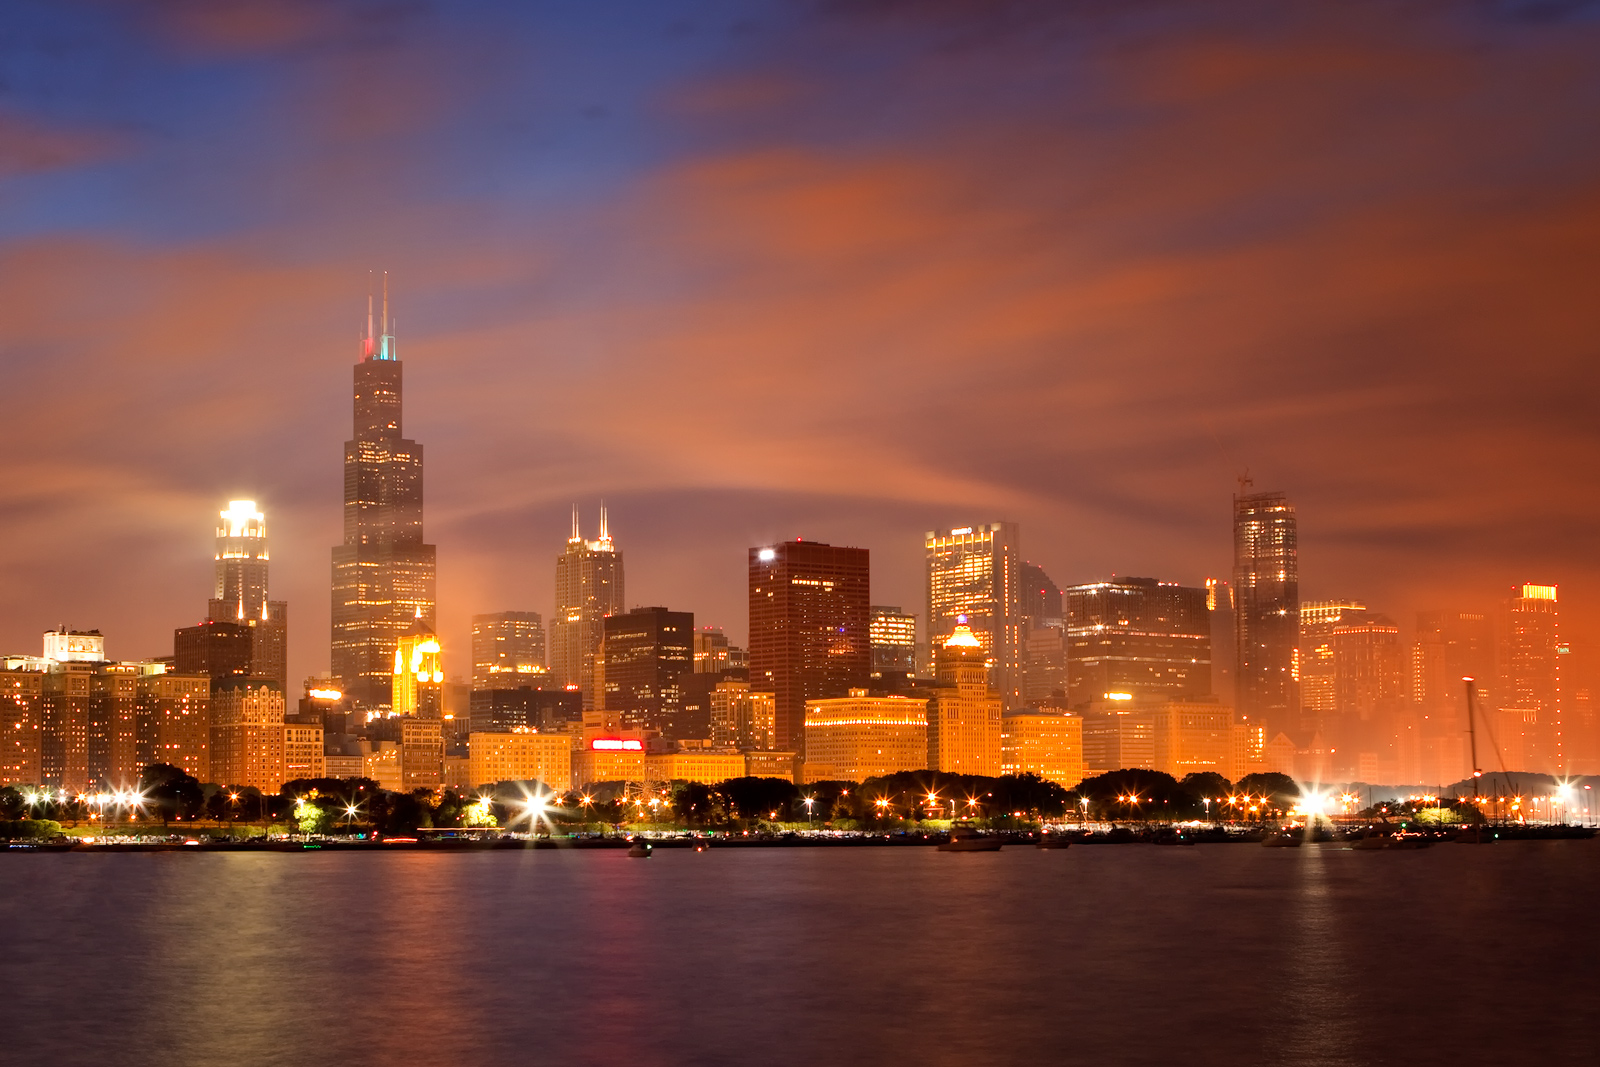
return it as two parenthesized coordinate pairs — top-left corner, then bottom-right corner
(1, 840), (1594, 1066)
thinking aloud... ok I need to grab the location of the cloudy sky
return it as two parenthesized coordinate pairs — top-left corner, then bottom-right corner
(2, 0), (1598, 691)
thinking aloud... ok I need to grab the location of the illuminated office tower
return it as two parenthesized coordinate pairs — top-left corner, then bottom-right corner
(749, 540), (871, 756)
(330, 278), (438, 708)
(471, 611), (545, 689)
(1299, 601), (1367, 737)
(1206, 578), (1236, 708)
(601, 606), (693, 734)
(1065, 578), (1211, 706)
(1331, 614), (1406, 778)
(926, 523), (1023, 707)
(1232, 488), (1299, 734)
(549, 507), (624, 708)
(927, 622), (1003, 776)
(392, 614), (443, 719)
(869, 606), (917, 682)
(1498, 584), (1563, 772)
(711, 679), (777, 751)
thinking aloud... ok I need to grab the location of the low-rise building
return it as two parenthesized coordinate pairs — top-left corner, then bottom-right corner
(1001, 711), (1084, 787)
(282, 721), (326, 782)
(468, 730), (572, 791)
(803, 690), (929, 782)
(644, 749), (747, 785)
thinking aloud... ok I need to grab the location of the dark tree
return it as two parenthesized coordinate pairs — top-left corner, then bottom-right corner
(140, 763), (205, 825)
(715, 776), (799, 821)
(1236, 772), (1299, 810)
(1073, 769), (1190, 819)
(1180, 772), (1233, 807)
(672, 781), (718, 825)
(990, 773), (1071, 818)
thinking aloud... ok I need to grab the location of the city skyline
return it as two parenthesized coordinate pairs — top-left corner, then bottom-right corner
(2, 3), (1598, 715)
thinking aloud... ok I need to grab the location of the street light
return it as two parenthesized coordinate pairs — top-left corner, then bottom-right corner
(804, 796), (815, 826)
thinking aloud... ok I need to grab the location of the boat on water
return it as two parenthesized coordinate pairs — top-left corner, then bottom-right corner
(1035, 832), (1072, 849)
(627, 838), (653, 858)
(1351, 827), (1432, 850)
(938, 827), (1003, 852)
(1262, 829), (1302, 848)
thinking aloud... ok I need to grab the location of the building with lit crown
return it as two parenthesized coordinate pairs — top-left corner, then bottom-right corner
(549, 507), (624, 709)
(392, 614), (443, 718)
(927, 623), (1003, 776)
(331, 279), (438, 708)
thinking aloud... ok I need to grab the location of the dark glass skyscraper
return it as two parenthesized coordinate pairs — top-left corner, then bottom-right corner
(1232, 488), (1299, 736)
(1064, 578), (1211, 706)
(601, 606), (694, 734)
(331, 280), (437, 708)
(749, 540), (870, 756)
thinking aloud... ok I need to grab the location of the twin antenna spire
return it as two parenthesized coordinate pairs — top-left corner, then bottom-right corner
(362, 271), (395, 360)
(569, 504), (613, 545)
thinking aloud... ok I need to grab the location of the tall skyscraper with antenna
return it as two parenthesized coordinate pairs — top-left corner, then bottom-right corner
(549, 506), (624, 710)
(331, 276), (438, 708)
(1232, 481), (1299, 737)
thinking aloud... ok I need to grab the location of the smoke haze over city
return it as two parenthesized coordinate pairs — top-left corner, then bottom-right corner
(2, 0), (1599, 697)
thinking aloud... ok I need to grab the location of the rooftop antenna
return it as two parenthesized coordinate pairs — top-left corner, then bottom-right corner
(599, 501), (610, 543)
(570, 505), (581, 543)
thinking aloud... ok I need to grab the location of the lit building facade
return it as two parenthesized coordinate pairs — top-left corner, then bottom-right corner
(925, 523), (1022, 707)
(1150, 700), (1236, 781)
(1498, 584), (1563, 772)
(645, 750), (747, 786)
(1299, 600), (1367, 736)
(468, 730), (573, 791)
(927, 624), (1003, 776)
(1065, 578), (1211, 707)
(2, 636), (209, 790)
(869, 606), (917, 682)
(471, 611), (546, 689)
(549, 507), (624, 708)
(1232, 489), (1299, 735)
(399, 717), (443, 789)
(1081, 704), (1156, 775)
(283, 722), (326, 782)
(1000, 711), (1083, 787)
(573, 737), (647, 787)
(710, 679), (776, 751)
(803, 690), (929, 782)
(209, 680), (286, 791)
(749, 540), (871, 757)
(601, 606), (693, 733)
(331, 281), (438, 708)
